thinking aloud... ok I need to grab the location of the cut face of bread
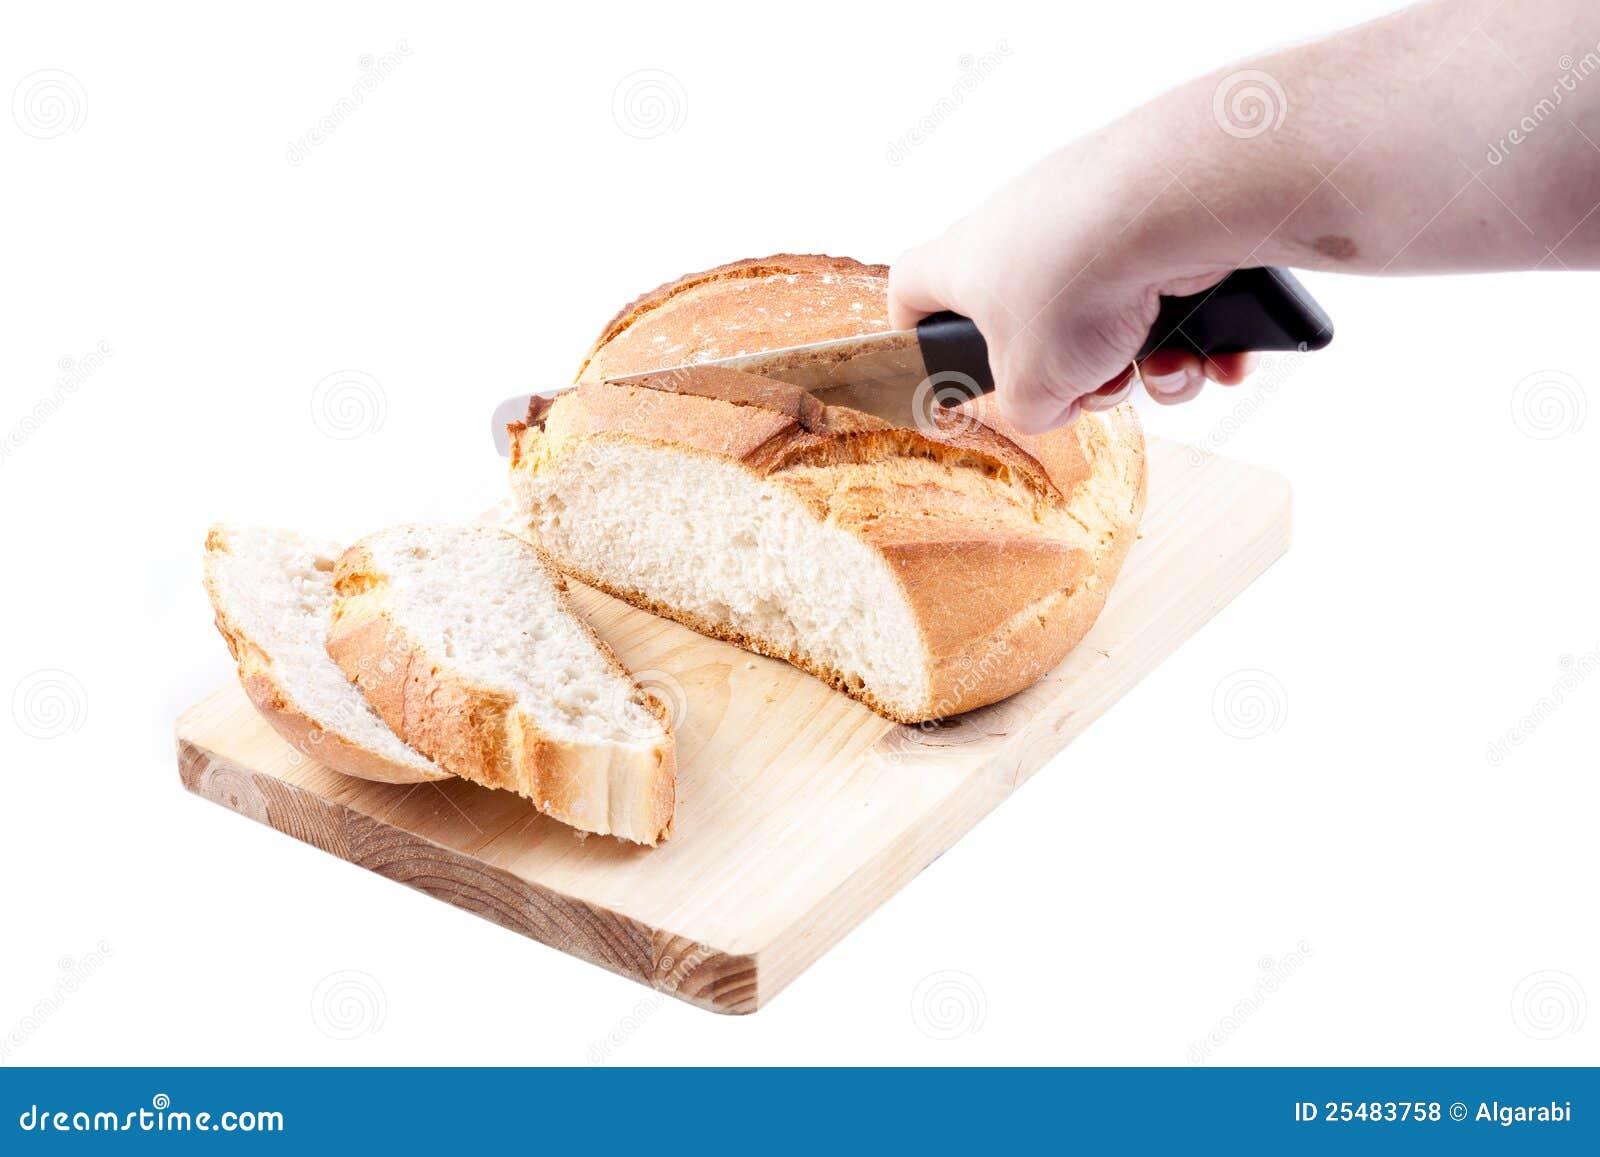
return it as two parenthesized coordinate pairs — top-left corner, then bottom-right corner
(524, 435), (930, 712)
(325, 524), (675, 844)
(203, 524), (447, 784)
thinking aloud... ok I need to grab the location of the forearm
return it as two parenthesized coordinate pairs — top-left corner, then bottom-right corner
(889, 0), (1600, 430)
(1094, 0), (1600, 276)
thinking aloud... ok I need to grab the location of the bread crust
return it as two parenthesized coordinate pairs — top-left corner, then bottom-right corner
(324, 532), (676, 845)
(520, 255), (1147, 723)
(576, 254), (892, 384)
(203, 525), (449, 785)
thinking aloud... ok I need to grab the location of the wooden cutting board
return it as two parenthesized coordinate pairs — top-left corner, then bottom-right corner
(175, 437), (1289, 1014)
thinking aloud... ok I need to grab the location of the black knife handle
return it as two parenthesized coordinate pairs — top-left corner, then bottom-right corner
(915, 267), (1333, 395)
(1137, 267), (1333, 360)
(915, 311), (996, 392)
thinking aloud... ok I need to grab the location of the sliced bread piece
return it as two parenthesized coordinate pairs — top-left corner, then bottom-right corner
(324, 523), (675, 845)
(203, 524), (447, 784)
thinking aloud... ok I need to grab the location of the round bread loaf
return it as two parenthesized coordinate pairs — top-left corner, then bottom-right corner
(513, 254), (1146, 723)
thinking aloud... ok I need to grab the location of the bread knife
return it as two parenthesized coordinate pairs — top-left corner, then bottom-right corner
(490, 266), (1332, 450)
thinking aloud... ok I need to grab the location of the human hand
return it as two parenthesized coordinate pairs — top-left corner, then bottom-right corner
(888, 136), (1257, 434)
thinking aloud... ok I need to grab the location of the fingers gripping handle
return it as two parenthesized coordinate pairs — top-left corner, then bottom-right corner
(914, 267), (1334, 394)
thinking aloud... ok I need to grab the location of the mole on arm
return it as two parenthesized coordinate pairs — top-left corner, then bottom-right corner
(1312, 234), (1359, 262)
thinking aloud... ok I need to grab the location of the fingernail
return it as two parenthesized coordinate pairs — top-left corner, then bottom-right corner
(1143, 369), (1190, 395)
(1082, 380), (1133, 411)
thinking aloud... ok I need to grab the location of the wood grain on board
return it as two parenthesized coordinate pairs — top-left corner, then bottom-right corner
(176, 437), (1291, 1013)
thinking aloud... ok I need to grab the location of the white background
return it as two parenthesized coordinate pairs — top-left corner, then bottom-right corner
(2, 0), (1595, 1066)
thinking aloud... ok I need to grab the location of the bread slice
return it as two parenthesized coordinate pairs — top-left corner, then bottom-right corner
(203, 524), (447, 784)
(324, 523), (675, 845)
(509, 255), (1147, 724)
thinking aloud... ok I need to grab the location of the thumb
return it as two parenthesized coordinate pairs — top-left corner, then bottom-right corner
(993, 329), (1084, 434)
(994, 319), (1142, 434)
(887, 243), (952, 330)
